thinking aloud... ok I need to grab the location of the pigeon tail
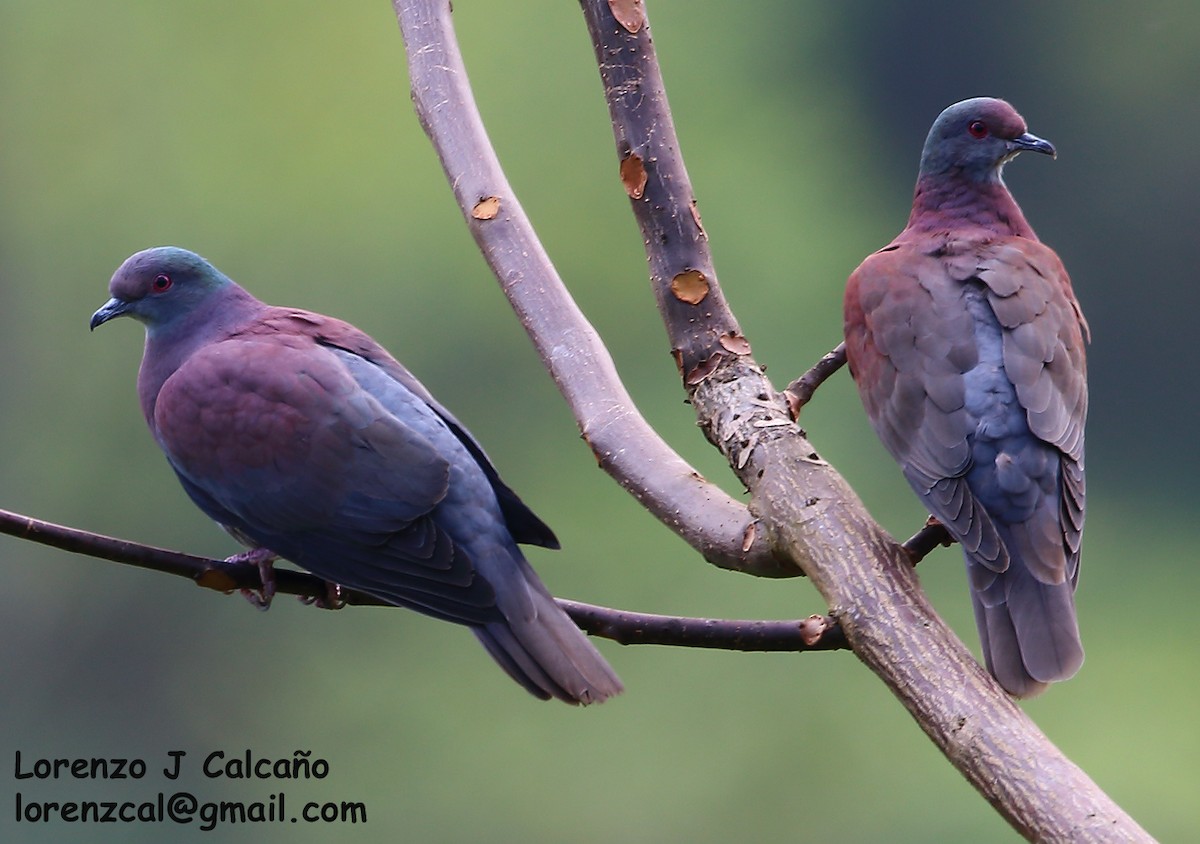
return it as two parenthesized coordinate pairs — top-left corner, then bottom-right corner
(969, 555), (1084, 699)
(473, 554), (622, 705)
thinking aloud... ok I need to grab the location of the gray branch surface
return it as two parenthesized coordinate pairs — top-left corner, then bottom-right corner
(391, 0), (1153, 840)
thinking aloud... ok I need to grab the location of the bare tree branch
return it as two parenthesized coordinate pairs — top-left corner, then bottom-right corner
(0, 506), (848, 651)
(389, 0), (798, 579)
(561, 600), (846, 651)
(577, 1), (1150, 840)
(0, 490), (954, 657)
(568, 2), (745, 384)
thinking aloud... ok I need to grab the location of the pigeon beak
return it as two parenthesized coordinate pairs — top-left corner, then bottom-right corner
(90, 297), (131, 331)
(1011, 132), (1056, 159)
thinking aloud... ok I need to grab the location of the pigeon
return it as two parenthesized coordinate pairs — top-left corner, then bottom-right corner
(843, 98), (1087, 696)
(92, 246), (622, 704)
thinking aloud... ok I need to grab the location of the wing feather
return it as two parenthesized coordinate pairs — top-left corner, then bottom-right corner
(154, 334), (501, 624)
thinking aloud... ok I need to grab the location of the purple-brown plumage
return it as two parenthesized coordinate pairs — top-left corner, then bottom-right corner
(92, 247), (622, 704)
(843, 98), (1088, 697)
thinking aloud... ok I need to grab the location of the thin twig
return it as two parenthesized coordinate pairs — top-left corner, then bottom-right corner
(0, 506), (388, 605)
(0, 506), (844, 651)
(561, 600), (846, 651)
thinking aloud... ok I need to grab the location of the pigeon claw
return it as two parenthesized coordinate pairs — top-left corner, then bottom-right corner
(226, 547), (279, 610)
(300, 581), (345, 611)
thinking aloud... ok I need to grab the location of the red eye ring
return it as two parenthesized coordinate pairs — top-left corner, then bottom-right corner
(967, 120), (989, 139)
(152, 274), (173, 293)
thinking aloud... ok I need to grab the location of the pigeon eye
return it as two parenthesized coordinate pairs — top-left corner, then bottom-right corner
(152, 274), (173, 293)
(967, 120), (989, 139)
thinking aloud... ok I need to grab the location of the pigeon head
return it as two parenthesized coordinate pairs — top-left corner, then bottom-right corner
(90, 247), (235, 332)
(918, 97), (1055, 184)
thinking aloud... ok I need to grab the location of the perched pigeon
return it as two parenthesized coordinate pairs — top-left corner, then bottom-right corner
(843, 98), (1088, 697)
(92, 247), (622, 704)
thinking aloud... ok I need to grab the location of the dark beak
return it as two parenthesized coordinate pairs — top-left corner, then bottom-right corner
(90, 297), (130, 331)
(1011, 131), (1056, 159)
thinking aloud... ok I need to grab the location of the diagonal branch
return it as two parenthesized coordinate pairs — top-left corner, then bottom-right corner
(577, 0), (1149, 840)
(577, 1), (746, 386)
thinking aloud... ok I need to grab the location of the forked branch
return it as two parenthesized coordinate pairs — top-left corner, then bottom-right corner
(390, 0), (794, 578)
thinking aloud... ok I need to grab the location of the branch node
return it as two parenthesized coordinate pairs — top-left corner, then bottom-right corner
(902, 519), (956, 565)
(783, 342), (847, 420)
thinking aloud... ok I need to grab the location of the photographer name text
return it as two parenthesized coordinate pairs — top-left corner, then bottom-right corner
(15, 749), (329, 781)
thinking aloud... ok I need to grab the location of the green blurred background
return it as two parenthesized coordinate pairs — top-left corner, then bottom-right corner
(1, 1), (1196, 841)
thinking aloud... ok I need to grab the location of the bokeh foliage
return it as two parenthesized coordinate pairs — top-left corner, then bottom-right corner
(1, 2), (1196, 841)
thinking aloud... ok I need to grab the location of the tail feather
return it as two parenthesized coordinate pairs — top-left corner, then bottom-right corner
(1005, 564), (1084, 682)
(473, 550), (622, 705)
(972, 590), (1049, 699)
(969, 553), (1083, 698)
(473, 624), (568, 702)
